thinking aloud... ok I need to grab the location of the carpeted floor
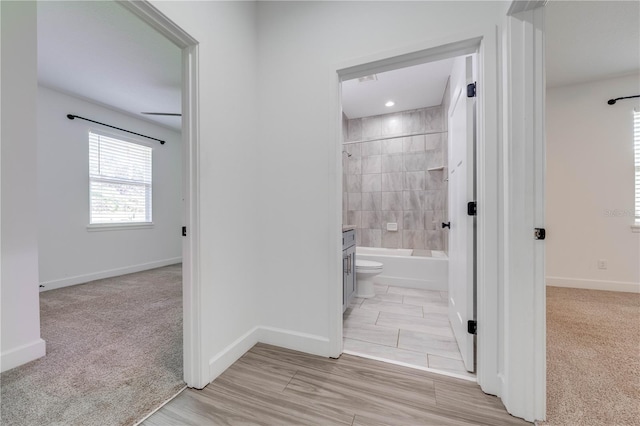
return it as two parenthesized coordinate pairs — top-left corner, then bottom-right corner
(1, 264), (184, 426)
(543, 286), (640, 426)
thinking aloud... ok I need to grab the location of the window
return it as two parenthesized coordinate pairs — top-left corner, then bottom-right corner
(89, 131), (152, 225)
(635, 110), (640, 226)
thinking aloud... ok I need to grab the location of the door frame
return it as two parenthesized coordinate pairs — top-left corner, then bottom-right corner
(328, 25), (501, 395)
(119, 1), (204, 388)
(500, 7), (546, 420)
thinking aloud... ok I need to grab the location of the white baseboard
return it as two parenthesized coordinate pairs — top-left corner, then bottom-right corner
(207, 326), (331, 384)
(258, 326), (331, 357)
(39, 257), (182, 291)
(208, 326), (260, 383)
(546, 276), (640, 293)
(1, 338), (46, 373)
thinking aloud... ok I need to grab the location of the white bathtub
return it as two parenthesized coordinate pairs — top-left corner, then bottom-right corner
(356, 247), (448, 291)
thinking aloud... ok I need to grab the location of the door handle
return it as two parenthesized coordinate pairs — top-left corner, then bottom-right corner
(442, 222), (451, 229)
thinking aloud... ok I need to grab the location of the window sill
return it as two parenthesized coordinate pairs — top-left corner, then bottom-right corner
(632, 224), (640, 233)
(87, 223), (154, 232)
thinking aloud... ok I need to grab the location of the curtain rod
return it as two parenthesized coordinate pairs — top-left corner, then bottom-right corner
(342, 129), (446, 145)
(607, 95), (640, 105)
(66, 114), (165, 145)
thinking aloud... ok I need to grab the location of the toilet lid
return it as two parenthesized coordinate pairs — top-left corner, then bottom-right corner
(356, 259), (383, 270)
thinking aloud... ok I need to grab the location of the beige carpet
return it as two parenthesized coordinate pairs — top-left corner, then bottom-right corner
(1, 264), (184, 426)
(544, 286), (640, 426)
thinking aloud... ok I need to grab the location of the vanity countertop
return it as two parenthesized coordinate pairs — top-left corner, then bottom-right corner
(342, 225), (356, 232)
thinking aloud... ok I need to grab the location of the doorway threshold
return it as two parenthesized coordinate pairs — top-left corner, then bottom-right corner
(342, 349), (476, 382)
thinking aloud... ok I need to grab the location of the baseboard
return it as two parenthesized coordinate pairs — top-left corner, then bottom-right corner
(376, 275), (447, 291)
(258, 326), (331, 357)
(546, 276), (640, 293)
(208, 327), (260, 383)
(39, 257), (182, 291)
(207, 326), (331, 384)
(0, 338), (46, 373)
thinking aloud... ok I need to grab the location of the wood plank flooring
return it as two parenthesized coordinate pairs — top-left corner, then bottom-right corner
(142, 343), (529, 426)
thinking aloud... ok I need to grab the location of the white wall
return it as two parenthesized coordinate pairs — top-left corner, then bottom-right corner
(149, 1), (261, 383)
(1, 1), (46, 372)
(151, 0), (510, 382)
(37, 87), (182, 290)
(546, 74), (640, 292)
(255, 1), (503, 344)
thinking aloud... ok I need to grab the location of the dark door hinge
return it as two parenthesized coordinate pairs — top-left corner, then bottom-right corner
(534, 228), (546, 240)
(468, 320), (477, 335)
(467, 82), (476, 98)
(182, 226), (187, 237)
(467, 201), (477, 216)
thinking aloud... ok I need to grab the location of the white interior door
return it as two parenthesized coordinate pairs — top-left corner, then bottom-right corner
(447, 55), (476, 373)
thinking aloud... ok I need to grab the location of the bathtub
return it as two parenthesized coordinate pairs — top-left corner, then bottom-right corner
(356, 247), (448, 291)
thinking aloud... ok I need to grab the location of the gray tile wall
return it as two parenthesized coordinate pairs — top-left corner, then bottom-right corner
(342, 106), (447, 250)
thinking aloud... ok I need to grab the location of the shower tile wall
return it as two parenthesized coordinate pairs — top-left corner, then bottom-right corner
(342, 106), (447, 250)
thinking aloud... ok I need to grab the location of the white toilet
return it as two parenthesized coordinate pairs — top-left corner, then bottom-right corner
(355, 259), (383, 298)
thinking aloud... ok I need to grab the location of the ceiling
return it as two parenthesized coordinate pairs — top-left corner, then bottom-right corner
(341, 59), (455, 119)
(343, 1), (639, 118)
(37, 1), (182, 131)
(545, 0), (640, 88)
(37, 1), (638, 129)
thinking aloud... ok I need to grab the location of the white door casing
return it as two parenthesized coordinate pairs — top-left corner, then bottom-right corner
(500, 5), (546, 421)
(333, 28), (501, 395)
(447, 55), (476, 373)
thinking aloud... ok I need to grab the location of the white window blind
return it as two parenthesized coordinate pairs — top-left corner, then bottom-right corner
(89, 131), (152, 224)
(635, 111), (640, 223)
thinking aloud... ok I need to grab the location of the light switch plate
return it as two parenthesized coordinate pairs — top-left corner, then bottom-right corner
(387, 222), (398, 231)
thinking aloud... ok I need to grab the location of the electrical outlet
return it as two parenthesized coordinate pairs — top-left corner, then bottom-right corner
(597, 259), (608, 270)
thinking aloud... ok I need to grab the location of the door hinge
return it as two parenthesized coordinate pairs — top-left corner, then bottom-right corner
(534, 228), (546, 240)
(182, 226), (187, 237)
(467, 201), (477, 216)
(467, 82), (476, 98)
(467, 320), (477, 335)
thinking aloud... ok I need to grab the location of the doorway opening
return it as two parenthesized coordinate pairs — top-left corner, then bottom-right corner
(339, 50), (478, 380)
(34, 1), (201, 392)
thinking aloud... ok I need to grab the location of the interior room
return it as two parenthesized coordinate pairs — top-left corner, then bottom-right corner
(340, 57), (476, 379)
(544, 1), (640, 424)
(3, 1), (638, 425)
(1, 2), (185, 424)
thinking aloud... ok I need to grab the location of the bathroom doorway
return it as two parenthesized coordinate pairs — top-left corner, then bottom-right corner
(339, 51), (477, 379)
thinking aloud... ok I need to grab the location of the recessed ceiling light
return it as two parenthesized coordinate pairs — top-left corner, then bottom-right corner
(385, 101), (395, 107)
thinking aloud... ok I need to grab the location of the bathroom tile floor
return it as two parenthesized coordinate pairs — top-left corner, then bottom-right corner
(343, 284), (475, 379)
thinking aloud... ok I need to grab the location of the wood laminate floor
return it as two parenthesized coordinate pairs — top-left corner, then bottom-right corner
(142, 343), (529, 426)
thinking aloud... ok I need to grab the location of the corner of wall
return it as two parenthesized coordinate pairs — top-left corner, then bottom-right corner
(0, 339), (46, 373)
(208, 327), (260, 384)
(206, 325), (332, 385)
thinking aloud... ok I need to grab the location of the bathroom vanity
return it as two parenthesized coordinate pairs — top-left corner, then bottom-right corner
(342, 227), (356, 312)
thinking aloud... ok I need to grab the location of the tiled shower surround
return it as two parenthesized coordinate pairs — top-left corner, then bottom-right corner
(342, 106), (448, 250)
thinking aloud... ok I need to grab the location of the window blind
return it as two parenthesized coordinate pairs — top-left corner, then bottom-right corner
(89, 131), (152, 224)
(635, 111), (640, 223)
